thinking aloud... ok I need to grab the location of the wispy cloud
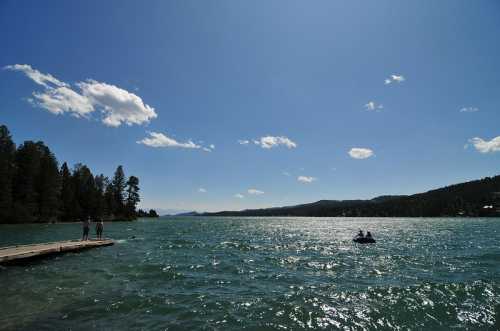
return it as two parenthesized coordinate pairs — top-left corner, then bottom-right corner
(459, 107), (479, 113)
(137, 131), (212, 151)
(253, 136), (297, 149)
(364, 101), (383, 111)
(384, 74), (405, 85)
(282, 171), (291, 177)
(238, 140), (250, 145)
(234, 193), (244, 199)
(5, 64), (157, 127)
(247, 188), (264, 195)
(5, 64), (67, 88)
(198, 188), (207, 193)
(348, 147), (374, 159)
(468, 136), (500, 153)
(297, 176), (317, 183)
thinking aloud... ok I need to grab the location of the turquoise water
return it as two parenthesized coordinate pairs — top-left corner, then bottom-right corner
(1, 217), (499, 330)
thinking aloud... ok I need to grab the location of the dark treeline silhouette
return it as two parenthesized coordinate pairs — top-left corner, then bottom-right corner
(0, 124), (155, 224)
(136, 209), (160, 218)
(203, 176), (500, 217)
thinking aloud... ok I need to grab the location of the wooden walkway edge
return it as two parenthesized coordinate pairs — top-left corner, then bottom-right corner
(0, 239), (114, 264)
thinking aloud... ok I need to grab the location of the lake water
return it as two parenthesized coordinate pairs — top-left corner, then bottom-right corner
(1, 217), (499, 330)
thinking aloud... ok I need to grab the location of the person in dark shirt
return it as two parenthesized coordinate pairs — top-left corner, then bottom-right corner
(82, 217), (90, 241)
(95, 220), (104, 240)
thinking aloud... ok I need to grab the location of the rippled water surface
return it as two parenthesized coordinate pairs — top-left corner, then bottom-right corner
(1, 217), (500, 330)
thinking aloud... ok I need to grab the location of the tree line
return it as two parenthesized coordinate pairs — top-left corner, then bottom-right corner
(0, 124), (156, 223)
(204, 176), (500, 217)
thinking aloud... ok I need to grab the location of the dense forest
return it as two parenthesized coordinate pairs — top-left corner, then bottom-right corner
(203, 176), (500, 217)
(0, 124), (157, 224)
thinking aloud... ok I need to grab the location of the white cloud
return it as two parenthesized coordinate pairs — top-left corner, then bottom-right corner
(209, 144), (215, 149)
(282, 171), (291, 176)
(254, 136), (297, 149)
(234, 193), (244, 199)
(31, 86), (94, 117)
(348, 147), (374, 159)
(364, 101), (383, 111)
(469, 136), (500, 153)
(77, 80), (157, 127)
(5, 64), (67, 88)
(297, 176), (317, 183)
(198, 188), (207, 193)
(391, 74), (405, 83)
(247, 188), (264, 195)
(238, 140), (250, 145)
(460, 107), (479, 113)
(384, 74), (405, 85)
(137, 131), (202, 149)
(5, 64), (157, 127)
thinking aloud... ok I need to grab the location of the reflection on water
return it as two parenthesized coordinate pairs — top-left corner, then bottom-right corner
(1, 217), (499, 330)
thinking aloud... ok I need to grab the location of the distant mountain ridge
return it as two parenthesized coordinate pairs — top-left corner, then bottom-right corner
(202, 176), (500, 217)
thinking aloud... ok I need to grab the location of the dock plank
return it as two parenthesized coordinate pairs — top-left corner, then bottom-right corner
(0, 239), (114, 263)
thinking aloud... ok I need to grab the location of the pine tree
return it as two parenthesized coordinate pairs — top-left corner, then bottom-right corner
(125, 175), (140, 218)
(12, 141), (43, 222)
(104, 182), (115, 219)
(94, 174), (107, 219)
(37, 145), (61, 222)
(111, 165), (126, 216)
(0, 125), (16, 222)
(60, 162), (75, 221)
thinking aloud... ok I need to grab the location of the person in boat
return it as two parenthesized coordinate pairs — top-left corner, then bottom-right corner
(82, 217), (90, 241)
(95, 219), (104, 240)
(357, 229), (364, 238)
(366, 231), (373, 239)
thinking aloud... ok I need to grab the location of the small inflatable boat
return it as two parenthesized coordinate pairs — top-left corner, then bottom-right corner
(353, 237), (376, 244)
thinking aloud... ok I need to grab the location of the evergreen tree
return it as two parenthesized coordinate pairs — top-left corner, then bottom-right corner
(0, 125), (16, 222)
(111, 165), (126, 215)
(60, 162), (75, 221)
(37, 145), (61, 222)
(12, 141), (43, 222)
(125, 175), (140, 217)
(94, 174), (107, 219)
(73, 164), (97, 219)
(104, 181), (115, 219)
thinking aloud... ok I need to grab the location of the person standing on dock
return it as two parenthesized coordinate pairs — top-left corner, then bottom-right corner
(95, 220), (104, 240)
(82, 217), (91, 241)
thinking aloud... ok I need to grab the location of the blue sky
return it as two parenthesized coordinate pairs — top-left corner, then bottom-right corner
(1, 1), (499, 213)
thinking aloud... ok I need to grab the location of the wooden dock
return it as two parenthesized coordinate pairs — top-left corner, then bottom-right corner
(0, 239), (114, 264)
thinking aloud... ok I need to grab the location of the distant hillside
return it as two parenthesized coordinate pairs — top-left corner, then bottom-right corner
(202, 176), (500, 217)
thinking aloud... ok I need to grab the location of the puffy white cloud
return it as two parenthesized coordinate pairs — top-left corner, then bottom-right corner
(4, 64), (67, 88)
(31, 86), (94, 117)
(469, 136), (500, 153)
(77, 80), (157, 127)
(234, 193), (244, 199)
(247, 188), (264, 195)
(137, 131), (201, 149)
(391, 74), (405, 83)
(5, 64), (157, 127)
(297, 176), (317, 183)
(198, 188), (207, 193)
(364, 101), (383, 111)
(384, 74), (405, 84)
(254, 136), (297, 149)
(238, 140), (250, 145)
(460, 107), (479, 113)
(348, 147), (374, 159)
